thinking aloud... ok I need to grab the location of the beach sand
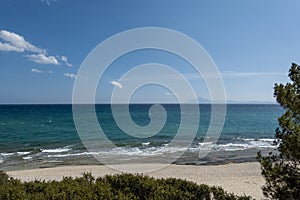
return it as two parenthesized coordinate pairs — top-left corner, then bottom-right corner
(7, 162), (265, 199)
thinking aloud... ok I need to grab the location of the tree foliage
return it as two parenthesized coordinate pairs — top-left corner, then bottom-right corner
(0, 171), (251, 200)
(257, 63), (300, 199)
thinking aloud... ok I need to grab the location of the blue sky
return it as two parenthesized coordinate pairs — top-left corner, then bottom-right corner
(0, 0), (299, 103)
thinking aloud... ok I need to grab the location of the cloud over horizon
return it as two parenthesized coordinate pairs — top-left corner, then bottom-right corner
(27, 54), (59, 65)
(60, 56), (72, 67)
(64, 73), (77, 79)
(31, 68), (53, 74)
(0, 30), (45, 53)
(0, 42), (24, 52)
(0, 30), (72, 66)
(31, 68), (43, 73)
(110, 81), (123, 89)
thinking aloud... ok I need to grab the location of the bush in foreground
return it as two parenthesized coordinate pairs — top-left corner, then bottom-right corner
(0, 170), (251, 200)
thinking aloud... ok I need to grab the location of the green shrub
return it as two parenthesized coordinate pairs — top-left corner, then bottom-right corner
(257, 63), (300, 199)
(0, 171), (251, 200)
(0, 170), (9, 185)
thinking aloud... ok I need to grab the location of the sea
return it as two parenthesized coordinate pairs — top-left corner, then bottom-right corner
(0, 104), (282, 170)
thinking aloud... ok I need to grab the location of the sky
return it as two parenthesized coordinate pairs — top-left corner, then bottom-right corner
(0, 0), (299, 104)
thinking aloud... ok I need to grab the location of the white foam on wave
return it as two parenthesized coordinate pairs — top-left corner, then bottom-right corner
(42, 147), (71, 153)
(0, 152), (14, 156)
(17, 151), (31, 155)
(198, 138), (276, 152)
(198, 142), (213, 146)
(240, 138), (275, 142)
(142, 142), (150, 146)
(210, 138), (276, 151)
(46, 146), (188, 158)
(114, 146), (187, 156)
(42, 138), (276, 159)
(248, 141), (268, 148)
(22, 156), (32, 160)
(47, 152), (97, 158)
(218, 143), (251, 151)
(258, 138), (275, 142)
(196, 142), (216, 151)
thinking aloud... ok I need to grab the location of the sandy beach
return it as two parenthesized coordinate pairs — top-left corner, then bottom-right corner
(7, 162), (265, 199)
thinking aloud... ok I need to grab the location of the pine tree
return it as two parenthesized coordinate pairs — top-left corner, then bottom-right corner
(257, 63), (300, 199)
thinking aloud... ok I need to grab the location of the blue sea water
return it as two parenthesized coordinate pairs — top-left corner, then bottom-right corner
(0, 104), (283, 170)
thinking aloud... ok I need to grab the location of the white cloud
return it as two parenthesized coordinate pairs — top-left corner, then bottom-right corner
(60, 56), (72, 67)
(26, 53), (59, 65)
(61, 56), (67, 62)
(110, 81), (123, 89)
(64, 73), (77, 79)
(31, 68), (53, 74)
(31, 68), (43, 73)
(0, 42), (24, 52)
(0, 30), (45, 53)
(0, 30), (74, 67)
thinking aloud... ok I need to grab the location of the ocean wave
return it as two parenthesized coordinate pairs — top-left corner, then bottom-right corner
(17, 151), (31, 155)
(218, 143), (252, 151)
(42, 147), (71, 153)
(40, 138), (277, 158)
(196, 142), (217, 151)
(108, 146), (188, 156)
(18, 137), (277, 160)
(1, 151), (31, 157)
(0, 152), (14, 156)
(46, 146), (189, 158)
(47, 152), (97, 158)
(198, 138), (276, 152)
(22, 156), (32, 160)
(0, 137), (277, 162)
(240, 138), (275, 142)
(258, 138), (275, 142)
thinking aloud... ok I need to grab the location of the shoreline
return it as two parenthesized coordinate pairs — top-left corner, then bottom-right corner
(7, 162), (265, 199)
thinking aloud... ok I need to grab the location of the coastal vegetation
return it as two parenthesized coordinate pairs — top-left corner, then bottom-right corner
(257, 63), (300, 199)
(0, 171), (251, 200)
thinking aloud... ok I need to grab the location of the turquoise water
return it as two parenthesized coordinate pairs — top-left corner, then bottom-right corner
(0, 104), (282, 170)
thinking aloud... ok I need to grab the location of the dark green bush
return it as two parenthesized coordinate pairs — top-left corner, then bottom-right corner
(257, 63), (300, 199)
(0, 171), (251, 200)
(0, 171), (9, 185)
